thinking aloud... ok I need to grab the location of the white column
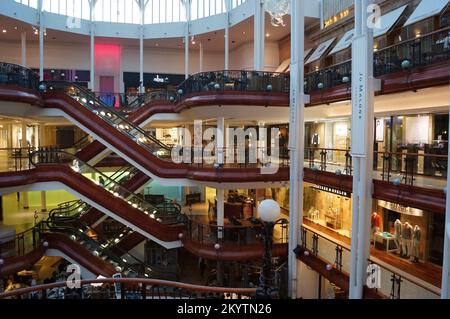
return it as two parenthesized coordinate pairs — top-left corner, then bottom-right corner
(216, 117), (225, 165)
(89, 2), (95, 91)
(349, 0), (375, 299)
(216, 189), (224, 239)
(21, 32), (27, 67)
(199, 41), (204, 73)
(40, 191), (47, 212)
(38, 0), (44, 81)
(224, 0), (230, 70)
(253, 0), (265, 70)
(21, 122), (29, 209)
(184, 0), (191, 79)
(441, 118), (450, 298)
(139, 26), (144, 93)
(139, 0), (145, 93)
(288, 0), (306, 299)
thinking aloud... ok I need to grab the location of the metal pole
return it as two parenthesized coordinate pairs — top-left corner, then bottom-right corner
(288, 0), (306, 299)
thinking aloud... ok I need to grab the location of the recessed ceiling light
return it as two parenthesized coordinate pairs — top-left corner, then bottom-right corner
(2, 29), (6, 33)
(265, 33), (270, 37)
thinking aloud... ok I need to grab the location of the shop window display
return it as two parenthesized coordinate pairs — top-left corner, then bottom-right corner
(373, 200), (442, 266)
(303, 183), (352, 239)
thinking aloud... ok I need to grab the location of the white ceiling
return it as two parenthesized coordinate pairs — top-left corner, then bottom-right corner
(0, 13), (317, 52)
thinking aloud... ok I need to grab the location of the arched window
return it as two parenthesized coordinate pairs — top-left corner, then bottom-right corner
(144, 0), (186, 24)
(94, 0), (141, 24)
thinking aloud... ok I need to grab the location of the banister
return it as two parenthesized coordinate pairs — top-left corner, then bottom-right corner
(0, 277), (257, 299)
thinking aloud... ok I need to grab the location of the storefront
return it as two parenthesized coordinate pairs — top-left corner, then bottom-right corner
(123, 72), (185, 94)
(373, 199), (444, 266)
(374, 113), (448, 177)
(303, 182), (352, 239)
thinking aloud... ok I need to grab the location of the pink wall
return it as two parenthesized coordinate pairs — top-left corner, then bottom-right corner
(94, 43), (122, 94)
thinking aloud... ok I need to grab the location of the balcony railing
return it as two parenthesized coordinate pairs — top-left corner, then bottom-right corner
(177, 70), (290, 97)
(0, 62), (39, 90)
(306, 148), (447, 189)
(305, 26), (450, 93)
(300, 226), (441, 299)
(0, 277), (255, 299)
(184, 216), (289, 247)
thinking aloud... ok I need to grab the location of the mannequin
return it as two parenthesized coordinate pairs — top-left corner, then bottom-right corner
(371, 212), (381, 245)
(411, 225), (421, 263)
(394, 219), (402, 255)
(311, 133), (320, 146)
(402, 222), (413, 258)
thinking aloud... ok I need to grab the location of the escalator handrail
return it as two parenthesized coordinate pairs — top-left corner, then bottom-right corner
(42, 81), (171, 153)
(29, 148), (164, 218)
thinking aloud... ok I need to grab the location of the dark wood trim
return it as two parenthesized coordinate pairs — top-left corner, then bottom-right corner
(0, 233), (116, 277)
(182, 238), (288, 262)
(0, 166), (184, 242)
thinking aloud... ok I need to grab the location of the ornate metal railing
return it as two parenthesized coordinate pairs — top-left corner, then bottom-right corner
(0, 278), (256, 299)
(0, 62), (39, 90)
(184, 216), (288, 247)
(300, 226), (440, 299)
(177, 70), (290, 97)
(305, 26), (450, 93)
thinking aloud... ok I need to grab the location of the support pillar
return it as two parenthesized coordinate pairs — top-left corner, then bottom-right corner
(21, 122), (29, 209)
(253, 0), (265, 70)
(216, 189), (224, 239)
(41, 191), (47, 212)
(21, 32), (27, 67)
(349, 0), (375, 299)
(441, 107), (450, 299)
(89, 4), (95, 91)
(184, 0), (191, 79)
(288, 0), (306, 299)
(216, 117), (225, 164)
(139, 0), (145, 93)
(0, 196), (3, 221)
(139, 27), (144, 93)
(38, 11), (44, 81)
(224, 0), (231, 70)
(199, 41), (204, 72)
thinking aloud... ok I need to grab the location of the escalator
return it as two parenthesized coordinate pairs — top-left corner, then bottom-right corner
(0, 149), (184, 247)
(40, 82), (289, 183)
(0, 224), (117, 278)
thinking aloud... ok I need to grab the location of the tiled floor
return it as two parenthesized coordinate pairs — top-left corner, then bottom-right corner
(1, 193), (51, 234)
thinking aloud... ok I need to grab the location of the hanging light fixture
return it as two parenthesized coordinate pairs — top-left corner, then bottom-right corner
(264, 0), (290, 27)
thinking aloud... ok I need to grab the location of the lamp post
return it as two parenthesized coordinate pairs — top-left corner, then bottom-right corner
(251, 199), (287, 299)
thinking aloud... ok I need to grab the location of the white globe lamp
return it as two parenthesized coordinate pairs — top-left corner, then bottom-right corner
(258, 199), (280, 223)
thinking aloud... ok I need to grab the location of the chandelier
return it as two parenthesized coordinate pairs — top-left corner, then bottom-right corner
(264, 0), (290, 27)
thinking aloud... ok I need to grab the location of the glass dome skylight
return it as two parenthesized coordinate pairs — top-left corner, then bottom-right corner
(14, 0), (247, 24)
